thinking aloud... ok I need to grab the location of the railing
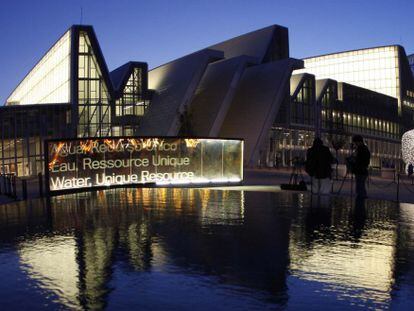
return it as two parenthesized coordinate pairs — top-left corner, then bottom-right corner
(0, 173), (17, 199)
(0, 173), (44, 202)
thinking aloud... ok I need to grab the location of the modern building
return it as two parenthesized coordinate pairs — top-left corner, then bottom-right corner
(1, 24), (413, 176)
(1, 25), (151, 176)
(271, 75), (402, 168)
(287, 46), (414, 168)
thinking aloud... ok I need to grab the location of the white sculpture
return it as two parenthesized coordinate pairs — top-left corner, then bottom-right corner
(402, 129), (414, 164)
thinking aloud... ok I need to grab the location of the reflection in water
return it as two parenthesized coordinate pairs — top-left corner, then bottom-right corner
(289, 196), (398, 307)
(391, 203), (414, 309)
(0, 188), (250, 310)
(200, 190), (244, 226)
(0, 188), (413, 309)
(19, 236), (80, 309)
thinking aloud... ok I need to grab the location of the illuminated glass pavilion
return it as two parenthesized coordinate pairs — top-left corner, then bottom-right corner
(0, 25), (150, 176)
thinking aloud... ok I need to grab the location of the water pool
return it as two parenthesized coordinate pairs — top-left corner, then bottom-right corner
(0, 188), (413, 310)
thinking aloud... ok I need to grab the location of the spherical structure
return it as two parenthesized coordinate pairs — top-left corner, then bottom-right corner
(401, 129), (414, 164)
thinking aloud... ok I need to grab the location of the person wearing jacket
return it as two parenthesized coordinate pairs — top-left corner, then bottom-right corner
(305, 138), (335, 195)
(350, 135), (371, 198)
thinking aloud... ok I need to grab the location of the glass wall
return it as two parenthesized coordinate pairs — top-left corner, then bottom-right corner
(0, 26), (155, 176)
(408, 54), (414, 77)
(6, 30), (71, 105)
(77, 31), (111, 137)
(115, 68), (148, 117)
(321, 84), (340, 130)
(291, 78), (314, 127)
(269, 126), (401, 169)
(268, 73), (402, 169)
(268, 128), (315, 167)
(295, 46), (400, 102)
(0, 105), (70, 176)
(339, 112), (400, 140)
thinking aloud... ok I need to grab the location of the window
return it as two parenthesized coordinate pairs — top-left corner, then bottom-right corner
(115, 68), (149, 117)
(77, 31), (111, 137)
(291, 78), (314, 126)
(7, 30), (71, 105)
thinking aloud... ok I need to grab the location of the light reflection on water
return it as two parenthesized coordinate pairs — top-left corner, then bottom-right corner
(0, 188), (413, 310)
(288, 196), (398, 309)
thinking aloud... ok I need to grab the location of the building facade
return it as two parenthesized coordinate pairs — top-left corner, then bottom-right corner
(1, 26), (151, 175)
(1, 24), (413, 176)
(277, 45), (414, 169)
(270, 75), (402, 168)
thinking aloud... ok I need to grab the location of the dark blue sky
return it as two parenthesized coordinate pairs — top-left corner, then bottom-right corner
(1, 0), (413, 104)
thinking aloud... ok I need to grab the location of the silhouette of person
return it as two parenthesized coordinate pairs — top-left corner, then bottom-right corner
(408, 163), (413, 176)
(305, 138), (335, 195)
(350, 135), (371, 199)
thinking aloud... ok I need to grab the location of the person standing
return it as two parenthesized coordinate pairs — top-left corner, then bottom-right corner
(351, 135), (371, 198)
(305, 138), (334, 195)
(408, 163), (413, 176)
(408, 163), (414, 185)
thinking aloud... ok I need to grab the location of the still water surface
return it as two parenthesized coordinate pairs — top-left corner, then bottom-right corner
(0, 188), (414, 310)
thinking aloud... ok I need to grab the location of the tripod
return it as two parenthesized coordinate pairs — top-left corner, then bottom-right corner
(334, 144), (356, 195)
(335, 166), (354, 196)
(289, 157), (305, 185)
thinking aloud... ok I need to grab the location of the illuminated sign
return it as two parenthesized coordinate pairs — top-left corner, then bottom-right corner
(45, 137), (243, 193)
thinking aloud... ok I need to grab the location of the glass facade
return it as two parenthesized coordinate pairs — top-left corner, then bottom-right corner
(320, 84), (339, 130)
(325, 111), (399, 140)
(0, 105), (70, 176)
(267, 75), (403, 169)
(77, 31), (111, 137)
(112, 66), (151, 137)
(268, 75), (316, 166)
(6, 30), (71, 105)
(290, 78), (314, 127)
(0, 26), (154, 176)
(408, 54), (414, 76)
(268, 128), (314, 167)
(296, 46), (400, 103)
(115, 68), (148, 117)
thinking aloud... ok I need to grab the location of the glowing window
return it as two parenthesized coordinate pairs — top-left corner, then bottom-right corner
(7, 30), (71, 105)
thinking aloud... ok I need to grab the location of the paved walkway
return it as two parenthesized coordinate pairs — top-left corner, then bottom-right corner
(244, 168), (414, 203)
